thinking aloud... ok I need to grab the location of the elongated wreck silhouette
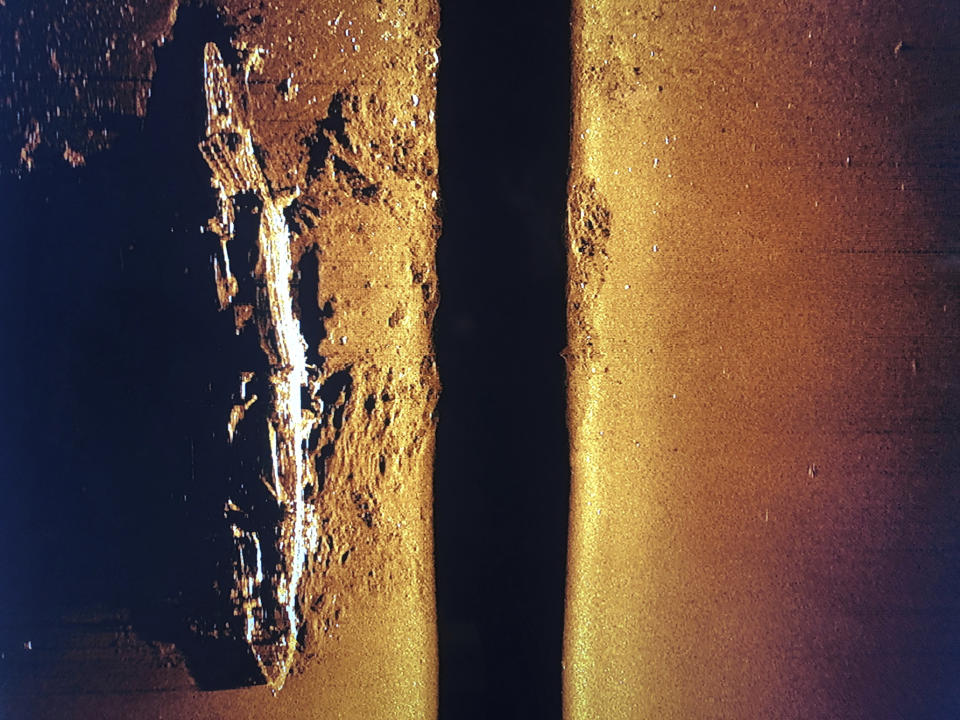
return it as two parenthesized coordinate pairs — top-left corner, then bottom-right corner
(199, 42), (320, 691)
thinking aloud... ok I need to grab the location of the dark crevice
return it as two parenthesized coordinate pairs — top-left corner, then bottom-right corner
(321, 92), (352, 149)
(302, 91), (381, 203)
(305, 92), (351, 180)
(230, 190), (262, 304)
(295, 246), (324, 365)
(284, 197), (321, 235)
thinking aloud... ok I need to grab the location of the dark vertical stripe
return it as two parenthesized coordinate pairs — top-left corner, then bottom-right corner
(435, 2), (571, 719)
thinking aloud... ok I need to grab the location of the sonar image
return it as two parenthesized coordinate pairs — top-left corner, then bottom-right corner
(1, 1), (958, 719)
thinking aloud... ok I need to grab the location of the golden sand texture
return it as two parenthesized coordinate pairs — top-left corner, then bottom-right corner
(565, 2), (959, 718)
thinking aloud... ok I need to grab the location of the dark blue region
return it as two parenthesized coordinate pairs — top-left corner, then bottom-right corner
(434, 2), (572, 719)
(0, 5), (247, 679)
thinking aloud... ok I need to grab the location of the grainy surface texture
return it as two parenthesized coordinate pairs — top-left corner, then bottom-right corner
(1, 1), (439, 717)
(565, 1), (960, 718)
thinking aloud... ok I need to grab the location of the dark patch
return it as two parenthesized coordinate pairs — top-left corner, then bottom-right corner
(356, 181), (380, 201)
(317, 368), (353, 407)
(295, 247), (325, 364)
(304, 92), (350, 180)
(0, 3), (282, 693)
(307, 424), (322, 451)
(0, 2), (242, 172)
(165, 632), (265, 691)
(332, 403), (347, 431)
(302, 91), (381, 203)
(435, 1), (572, 717)
(283, 197), (320, 235)
(229, 191), (261, 303)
